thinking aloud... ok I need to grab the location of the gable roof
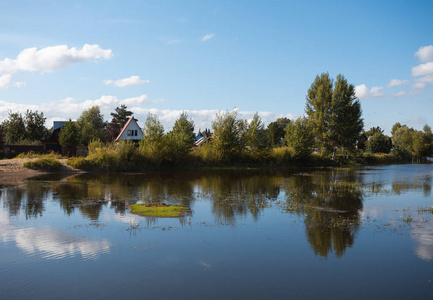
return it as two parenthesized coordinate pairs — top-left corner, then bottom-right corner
(115, 117), (143, 142)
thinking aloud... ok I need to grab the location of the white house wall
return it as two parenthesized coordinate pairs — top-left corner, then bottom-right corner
(118, 120), (143, 141)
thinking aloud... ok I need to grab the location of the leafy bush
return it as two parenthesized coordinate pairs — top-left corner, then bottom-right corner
(23, 158), (63, 171)
(67, 157), (97, 171)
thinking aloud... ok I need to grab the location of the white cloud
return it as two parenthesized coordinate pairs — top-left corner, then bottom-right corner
(0, 74), (11, 88)
(104, 75), (149, 87)
(387, 79), (408, 88)
(0, 74), (26, 89)
(0, 44), (113, 75)
(355, 84), (385, 99)
(201, 33), (215, 42)
(412, 61), (433, 77)
(415, 45), (433, 63)
(412, 82), (426, 89)
(0, 95), (294, 133)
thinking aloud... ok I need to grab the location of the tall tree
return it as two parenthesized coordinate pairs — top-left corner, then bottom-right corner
(168, 112), (195, 159)
(244, 113), (268, 153)
(24, 110), (48, 141)
(76, 106), (107, 146)
(305, 73), (334, 153)
(285, 117), (314, 159)
(211, 110), (242, 161)
(139, 113), (167, 162)
(1, 111), (26, 144)
(267, 117), (291, 147)
(329, 74), (364, 153)
(305, 73), (363, 156)
(110, 104), (133, 128)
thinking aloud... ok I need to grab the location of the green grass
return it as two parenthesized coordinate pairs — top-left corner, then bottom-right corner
(23, 158), (63, 171)
(130, 203), (189, 218)
(16, 151), (63, 159)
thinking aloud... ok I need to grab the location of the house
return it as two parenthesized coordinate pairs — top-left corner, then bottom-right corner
(115, 117), (143, 142)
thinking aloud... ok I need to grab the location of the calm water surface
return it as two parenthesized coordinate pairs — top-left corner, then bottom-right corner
(1, 165), (432, 299)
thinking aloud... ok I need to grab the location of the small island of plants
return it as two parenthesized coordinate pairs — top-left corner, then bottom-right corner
(130, 202), (189, 218)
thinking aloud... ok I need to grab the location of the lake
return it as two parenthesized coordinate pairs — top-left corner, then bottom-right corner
(1, 165), (432, 299)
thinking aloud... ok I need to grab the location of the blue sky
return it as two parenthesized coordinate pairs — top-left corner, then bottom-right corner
(0, 0), (432, 134)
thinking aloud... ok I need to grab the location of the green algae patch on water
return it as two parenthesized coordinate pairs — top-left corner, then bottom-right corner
(130, 202), (189, 218)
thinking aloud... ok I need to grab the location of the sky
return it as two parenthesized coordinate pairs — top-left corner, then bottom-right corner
(0, 0), (432, 134)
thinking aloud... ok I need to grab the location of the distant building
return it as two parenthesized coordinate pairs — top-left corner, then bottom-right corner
(115, 117), (143, 142)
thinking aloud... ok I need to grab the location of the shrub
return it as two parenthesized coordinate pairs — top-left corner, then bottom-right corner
(67, 157), (97, 171)
(23, 158), (63, 171)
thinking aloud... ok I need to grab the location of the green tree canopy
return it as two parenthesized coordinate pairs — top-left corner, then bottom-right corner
(76, 106), (107, 146)
(305, 73), (363, 155)
(168, 112), (195, 159)
(267, 117), (291, 147)
(1, 111), (26, 144)
(59, 120), (80, 147)
(110, 104), (133, 128)
(211, 110), (242, 161)
(243, 113), (268, 153)
(139, 113), (167, 163)
(366, 132), (391, 154)
(285, 117), (314, 159)
(25, 110), (48, 141)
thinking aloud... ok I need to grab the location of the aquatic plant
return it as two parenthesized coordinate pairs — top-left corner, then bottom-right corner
(130, 202), (189, 218)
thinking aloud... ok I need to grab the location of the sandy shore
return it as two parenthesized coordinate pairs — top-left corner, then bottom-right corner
(0, 158), (82, 185)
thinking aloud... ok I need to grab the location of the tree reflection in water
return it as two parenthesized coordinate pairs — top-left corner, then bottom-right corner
(1, 168), (431, 259)
(284, 172), (363, 258)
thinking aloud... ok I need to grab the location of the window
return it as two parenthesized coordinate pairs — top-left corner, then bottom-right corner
(127, 130), (131, 136)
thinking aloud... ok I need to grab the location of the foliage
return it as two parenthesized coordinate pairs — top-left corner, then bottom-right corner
(285, 117), (314, 159)
(16, 151), (62, 159)
(167, 112), (195, 160)
(139, 113), (168, 164)
(107, 119), (121, 141)
(1, 111), (26, 144)
(366, 132), (391, 154)
(305, 73), (333, 152)
(211, 110), (242, 161)
(67, 157), (96, 171)
(24, 110), (48, 141)
(267, 117), (291, 147)
(23, 158), (63, 171)
(110, 104), (133, 128)
(59, 120), (80, 147)
(305, 73), (363, 154)
(243, 113), (269, 155)
(76, 106), (107, 146)
(329, 75), (363, 152)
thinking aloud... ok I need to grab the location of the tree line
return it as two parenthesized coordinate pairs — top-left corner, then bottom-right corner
(2, 73), (433, 165)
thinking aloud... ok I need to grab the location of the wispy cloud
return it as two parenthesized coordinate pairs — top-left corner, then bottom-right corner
(201, 33), (215, 42)
(0, 74), (26, 89)
(104, 76), (149, 87)
(357, 45), (433, 98)
(387, 79), (408, 88)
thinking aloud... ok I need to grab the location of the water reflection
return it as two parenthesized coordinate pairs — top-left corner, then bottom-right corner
(1, 167), (432, 261)
(0, 210), (110, 259)
(284, 172), (363, 258)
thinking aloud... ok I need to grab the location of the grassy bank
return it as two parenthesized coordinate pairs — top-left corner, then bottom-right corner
(63, 140), (427, 172)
